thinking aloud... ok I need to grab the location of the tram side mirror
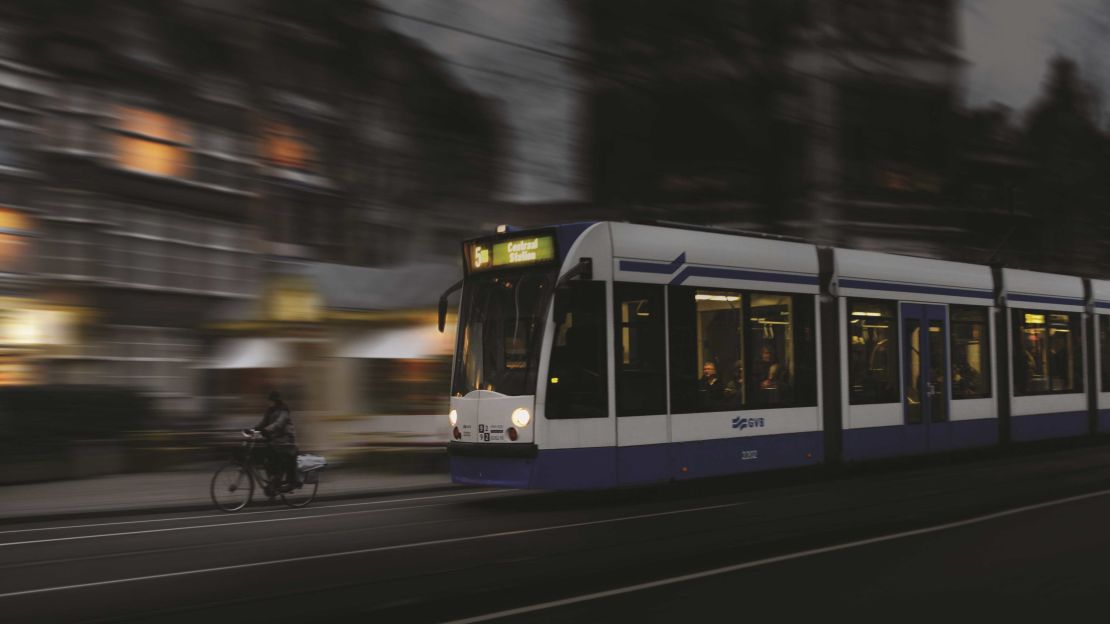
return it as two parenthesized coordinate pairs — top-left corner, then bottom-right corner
(555, 258), (592, 289)
(438, 278), (464, 333)
(437, 297), (449, 333)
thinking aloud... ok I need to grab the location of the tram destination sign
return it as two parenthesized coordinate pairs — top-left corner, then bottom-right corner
(467, 234), (556, 273)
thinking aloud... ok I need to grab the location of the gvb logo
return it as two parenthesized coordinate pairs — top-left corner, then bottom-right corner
(731, 417), (765, 430)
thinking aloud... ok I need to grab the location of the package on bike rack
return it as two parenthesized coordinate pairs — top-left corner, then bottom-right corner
(296, 453), (327, 473)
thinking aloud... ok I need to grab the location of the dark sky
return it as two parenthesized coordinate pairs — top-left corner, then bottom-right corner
(962, 0), (1110, 118)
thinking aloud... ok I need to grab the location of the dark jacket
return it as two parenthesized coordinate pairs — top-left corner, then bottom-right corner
(255, 401), (296, 447)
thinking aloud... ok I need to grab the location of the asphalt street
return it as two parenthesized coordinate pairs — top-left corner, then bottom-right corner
(6, 442), (1110, 623)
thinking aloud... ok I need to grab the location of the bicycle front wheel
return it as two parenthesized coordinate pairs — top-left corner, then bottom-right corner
(211, 462), (254, 512)
(281, 470), (320, 508)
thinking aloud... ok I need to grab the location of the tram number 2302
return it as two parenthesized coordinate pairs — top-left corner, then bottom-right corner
(741, 450), (758, 461)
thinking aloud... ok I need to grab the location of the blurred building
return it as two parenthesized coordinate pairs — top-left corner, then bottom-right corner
(0, 1), (501, 436)
(583, 1), (809, 228)
(795, 0), (962, 255)
(580, 0), (964, 255)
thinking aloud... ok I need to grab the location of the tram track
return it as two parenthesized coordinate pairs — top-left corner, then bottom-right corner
(6, 442), (1110, 622)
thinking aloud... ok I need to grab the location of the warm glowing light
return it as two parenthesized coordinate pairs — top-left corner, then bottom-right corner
(1024, 313), (1045, 325)
(0, 208), (30, 232)
(550, 377), (559, 384)
(262, 122), (314, 170)
(695, 294), (741, 302)
(851, 311), (882, 317)
(1, 306), (74, 346)
(269, 286), (321, 322)
(115, 135), (189, 177)
(0, 361), (33, 386)
(0, 233), (27, 268)
(511, 407), (531, 428)
(750, 318), (790, 325)
(448, 409), (458, 427)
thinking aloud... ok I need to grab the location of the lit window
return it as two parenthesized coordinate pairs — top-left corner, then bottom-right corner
(0, 360), (34, 385)
(261, 122), (315, 170)
(0, 208), (31, 272)
(1013, 309), (1082, 395)
(951, 306), (991, 399)
(847, 298), (900, 405)
(113, 106), (191, 178)
(116, 135), (188, 177)
(669, 288), (744, 413)
(0, 208), (31, 232)
(0, 233), (28, 270)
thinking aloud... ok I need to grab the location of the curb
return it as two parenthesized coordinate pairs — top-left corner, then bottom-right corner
(0, 480), (466, 526)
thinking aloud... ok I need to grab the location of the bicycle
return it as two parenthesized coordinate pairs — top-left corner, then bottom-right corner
(210, 430), (321, 511)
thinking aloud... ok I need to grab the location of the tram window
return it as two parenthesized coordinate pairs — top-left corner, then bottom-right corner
(847, 299), (900, 405)
(614, 282), (667, 416)
(950, 306), (992, 399)
(1101, 316), (1110, 393)
(546, 281), (608, 419)
(668, 287), (744, 413)
(452, 272), (553, 397)
(1012, 309), (1083, 395)
(747, 293), (817, 408)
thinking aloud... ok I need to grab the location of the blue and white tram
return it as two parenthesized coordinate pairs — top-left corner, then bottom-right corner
(440, 221), (1106, 489)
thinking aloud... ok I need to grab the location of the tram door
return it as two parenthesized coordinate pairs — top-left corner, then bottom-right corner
(613, 283), (670, 485)
(901, 303), (951, 453)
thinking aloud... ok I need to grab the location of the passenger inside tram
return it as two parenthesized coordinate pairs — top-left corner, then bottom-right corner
(755, 346), (780, 390)
(670, 288), (815, 412)
(697, 360), (725, 409)
(723, 359), (744, 407)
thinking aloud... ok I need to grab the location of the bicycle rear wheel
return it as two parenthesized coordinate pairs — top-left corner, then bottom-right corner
(211, 462), (254, 512)
(281, 470), (320, 508)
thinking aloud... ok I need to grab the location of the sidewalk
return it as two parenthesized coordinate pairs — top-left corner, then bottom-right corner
(0, 468), (455, 522)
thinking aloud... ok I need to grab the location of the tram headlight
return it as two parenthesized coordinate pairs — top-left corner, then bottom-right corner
(448, 409), (458, 427)
(511, 407), (531, 428)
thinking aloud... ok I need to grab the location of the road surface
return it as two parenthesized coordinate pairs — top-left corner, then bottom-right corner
(5, 442), (1110, 622)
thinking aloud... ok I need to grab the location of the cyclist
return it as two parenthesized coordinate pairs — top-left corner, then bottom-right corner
(244, 390), (300, 494)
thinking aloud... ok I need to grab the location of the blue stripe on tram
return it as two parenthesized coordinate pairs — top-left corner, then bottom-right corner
(451, 431), (825, 490)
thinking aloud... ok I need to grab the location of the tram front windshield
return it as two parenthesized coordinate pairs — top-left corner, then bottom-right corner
(452, 270), (554, 397)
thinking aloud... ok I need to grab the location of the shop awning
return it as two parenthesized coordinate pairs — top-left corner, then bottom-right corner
(201, 338), (292, 369)
(338, 326), (454, 359)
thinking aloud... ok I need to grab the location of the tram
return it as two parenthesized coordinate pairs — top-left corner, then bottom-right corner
(439, 221), (1109, 489)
